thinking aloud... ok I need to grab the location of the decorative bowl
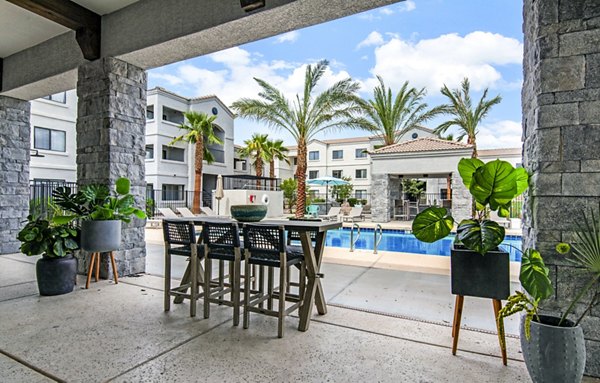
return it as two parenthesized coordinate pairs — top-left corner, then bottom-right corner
(230, 204), (268, 222)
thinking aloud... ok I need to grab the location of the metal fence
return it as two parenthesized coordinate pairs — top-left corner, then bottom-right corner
(29, 181), (78, 218)
(222, 175), (280, 191)
(307, 192), (371, 205)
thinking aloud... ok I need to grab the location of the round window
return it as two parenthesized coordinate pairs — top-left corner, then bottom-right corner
(211, 107), (218, 115)
(412, 132), (418, 139)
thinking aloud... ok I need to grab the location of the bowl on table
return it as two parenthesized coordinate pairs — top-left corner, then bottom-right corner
(230, 204), (268, 222)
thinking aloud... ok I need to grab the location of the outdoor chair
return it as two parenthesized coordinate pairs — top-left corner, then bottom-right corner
(200, 206), (217, 216)
(342, 207), (364, 222)
(242, 224), (305, 338)
(202, 222), (243, 326)
(490, 210), (511, 228)
(158, 207), (179, 219)
(177, 207), (198, 217)
(319, 206), (341, 221)
(163, 221), (203, 317)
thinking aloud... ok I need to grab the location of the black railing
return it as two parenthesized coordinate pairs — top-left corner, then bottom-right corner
(222, 175), (280, 191)
(30, 180), (78, 219)
(306, 192), (371, 206)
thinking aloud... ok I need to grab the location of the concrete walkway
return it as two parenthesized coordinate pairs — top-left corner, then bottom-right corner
(1, 244), (597, 382)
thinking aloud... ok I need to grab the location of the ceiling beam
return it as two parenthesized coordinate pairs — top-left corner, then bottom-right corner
(0, 58), (3, 90)
(5, 0), (101, 60)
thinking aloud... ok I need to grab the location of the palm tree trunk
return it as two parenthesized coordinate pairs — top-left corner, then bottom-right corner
(468, 135), (478, 158)
(193, 138), (204, 214)
(270, 159), (275, 191)
(295, 139), (307, 218)
(255, 158), (263, 190)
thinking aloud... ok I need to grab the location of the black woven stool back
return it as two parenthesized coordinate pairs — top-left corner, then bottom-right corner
(202, 222), (240, 252)
(243, 224), (285, 260)
(163, 221), (196, 245)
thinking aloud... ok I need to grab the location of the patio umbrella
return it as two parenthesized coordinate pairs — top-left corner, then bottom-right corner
(215, 175), (224, 215)
(306, 176), (349, 213)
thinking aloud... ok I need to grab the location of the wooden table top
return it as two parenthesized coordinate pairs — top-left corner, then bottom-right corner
(163, 216), (342, 232)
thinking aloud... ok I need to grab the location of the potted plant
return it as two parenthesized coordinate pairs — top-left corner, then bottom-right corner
(53, 177), (146, 252)
(412, 158), (528, 300)
(401, 179), (425, 202)
(17, 216), (79, 296)
(498, 207), (600, 383)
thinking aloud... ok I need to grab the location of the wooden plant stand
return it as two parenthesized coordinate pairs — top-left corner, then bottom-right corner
(451, 295), (507, 366)
(85, 251), (119, 289)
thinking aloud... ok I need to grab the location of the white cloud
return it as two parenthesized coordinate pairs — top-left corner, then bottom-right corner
(398, 0), (416, 12)
(380, 8), (394, 15)
(275, 31), (300, 44)
(356, 31), (385, 50)
(148, 72), (184, 86)
(365, 31), (523, 92)
(476, 120), (523, 149)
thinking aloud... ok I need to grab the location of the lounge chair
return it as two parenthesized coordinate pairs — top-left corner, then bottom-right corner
(343, 207), (364, 222)
(490, 210), (511, 228)
(319, 206), (341, 221)
(158, 207), (179, 218)
(176, 207), (197, 217)
(200, 206), (216, 216)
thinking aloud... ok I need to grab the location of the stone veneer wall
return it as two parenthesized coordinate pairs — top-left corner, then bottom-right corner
(450, 172), (471, 224)
(76, 57), (147, 276)
(522, 0), (600, 376)
(0, 97), (30, 254)
(371, 174), (401, 223)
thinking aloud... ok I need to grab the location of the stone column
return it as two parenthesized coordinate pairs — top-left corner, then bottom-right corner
(450, 172), (471, 223)
(371, 174), (400, 222)
(0, 97), (30, 254)
(76, 57), (147, 276)
(523, 0), (600, 376)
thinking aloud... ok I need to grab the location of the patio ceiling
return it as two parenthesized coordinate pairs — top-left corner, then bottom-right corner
(0, 0), (403, 100)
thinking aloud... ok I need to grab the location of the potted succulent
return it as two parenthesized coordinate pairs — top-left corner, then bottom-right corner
(498, 207), (600, 383)
(17, 216), (79, 296)
(53, 177), (146, 252)
(412, 158), (528, 300)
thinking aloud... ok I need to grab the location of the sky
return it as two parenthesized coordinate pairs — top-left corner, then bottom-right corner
(148, 0), (524, 149)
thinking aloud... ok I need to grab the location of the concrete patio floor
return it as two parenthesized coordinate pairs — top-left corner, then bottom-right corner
(2, 236), (598, 382)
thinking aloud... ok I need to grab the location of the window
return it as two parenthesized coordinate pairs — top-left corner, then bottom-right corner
(293, 157), (298, 165)
(145, 145), (154, 159)
(355, 190), (367, 199)
(146, 105), (155, 120)
(34, 127), (66, 152)
(440, 189), (450, 200)
(162, 145), (185, 162)
(355, 148), (367, 158)
(162, 106), (185, 124)
(412, 132), (418, 139)
(355, 169), (367, 179)
(332, 170), (342, 178)
(332, 150), (343, 160)
(162, 184), (184, 201)
(309, 151), (320, 161)
(41, 92), (66, 104)
(308, 170), (319, 179)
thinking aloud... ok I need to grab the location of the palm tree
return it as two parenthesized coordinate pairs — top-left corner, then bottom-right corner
(434, 77), (502, 158)
(264, 139), (289, 189)
(170, 111), (223, 213)
(356, 76), (445, 146)
(231, 60), (363, 217)
(237, 133), (270, 188)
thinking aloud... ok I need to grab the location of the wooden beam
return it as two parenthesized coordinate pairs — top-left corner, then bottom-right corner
(6, 0), (101, 60)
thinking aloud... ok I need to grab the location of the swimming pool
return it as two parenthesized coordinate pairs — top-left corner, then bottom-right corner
(325, 228), (522, 262)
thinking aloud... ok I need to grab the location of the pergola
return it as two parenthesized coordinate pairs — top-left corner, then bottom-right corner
(0, 0), (598, 376)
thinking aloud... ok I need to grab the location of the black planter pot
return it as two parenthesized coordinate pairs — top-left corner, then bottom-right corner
(450, 244), (510, 300)
(81, 220), (121, 252)
(36, 255), (77, 296)
(520, 315), (585, 383)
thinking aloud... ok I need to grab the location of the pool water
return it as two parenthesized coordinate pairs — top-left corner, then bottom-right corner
(325, 228), (522, 262)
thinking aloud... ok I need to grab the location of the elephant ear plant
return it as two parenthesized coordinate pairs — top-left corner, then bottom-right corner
(412, 158), (528, 254)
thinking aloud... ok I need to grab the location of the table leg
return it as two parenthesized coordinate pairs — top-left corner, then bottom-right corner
(173, 261), (192, 304)
(298, 230), (327, 332)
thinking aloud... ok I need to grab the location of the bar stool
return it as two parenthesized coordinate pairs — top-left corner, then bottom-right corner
(242, 224), (305, 338)
(163, 220), (203, 317)
(202, 222), (243, 326)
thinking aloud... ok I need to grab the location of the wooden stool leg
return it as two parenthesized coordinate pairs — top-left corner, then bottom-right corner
(109, 251), (119, 284)
(86, 252), (97, 289)
(451, 295), (464, 355)
(94, 252), (100, 282)
(493, 299), (508, 366)
(267, 267), (274, 311)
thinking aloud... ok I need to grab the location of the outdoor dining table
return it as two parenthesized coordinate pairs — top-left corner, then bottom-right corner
(164, 216), (342, 331)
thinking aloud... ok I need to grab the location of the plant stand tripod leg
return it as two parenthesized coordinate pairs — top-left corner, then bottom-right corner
(493, 299), (508, 366)
(95, 252), (100, 282)
(452, 295), (464, 355)
(86, 252), (97, 289)
(109, 251), (119, 284)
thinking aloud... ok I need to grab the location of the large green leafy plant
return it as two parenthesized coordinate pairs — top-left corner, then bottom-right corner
(412, 158), (528, 255)
(53, 177), (146, 224)
(17, 216), (79, 258)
